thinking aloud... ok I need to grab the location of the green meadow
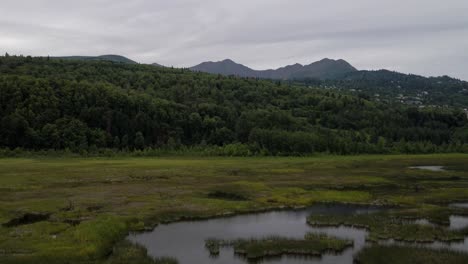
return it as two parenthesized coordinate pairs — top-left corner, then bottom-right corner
(1, 154), (468, 263)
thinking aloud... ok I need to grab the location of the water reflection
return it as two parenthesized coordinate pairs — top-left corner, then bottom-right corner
(450, 203), (468, 209)
(449, 215), (468, 230)
(378, 238), (468, 253)
(128, 205), (468, 264)
(409, 166), (446, 172)
(128, 205), (377, 264)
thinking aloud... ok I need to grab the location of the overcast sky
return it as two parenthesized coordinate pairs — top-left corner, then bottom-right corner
(2, 0), (468, 79)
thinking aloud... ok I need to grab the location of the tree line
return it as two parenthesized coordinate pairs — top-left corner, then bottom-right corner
(293, 70), (468, 108)
(1, 55), (467, 155)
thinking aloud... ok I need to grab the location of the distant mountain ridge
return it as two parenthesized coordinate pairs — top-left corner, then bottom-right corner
(49, 54), (467, 87)
(151, 62), (165, 67)
(190, 58), (358, 80)
(55, 55), (137, 64)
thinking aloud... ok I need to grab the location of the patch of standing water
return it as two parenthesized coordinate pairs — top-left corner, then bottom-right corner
(127, 205), (379, 264)
(407, 216), (468, 230)
(378, 215), (468, 253)
(412, 219), (435, 226)
(409, 166), (446, 172)
(450, 203), (468, 209)
(378, 238), (468, 253)
(127, 205), (468, 264)
(449, 215), (468, 230)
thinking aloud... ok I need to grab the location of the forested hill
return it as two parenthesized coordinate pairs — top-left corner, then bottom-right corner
(0, 55), (467, 155)
(46, 55), (468, 109)
(54, 55), (137, 64)
(294, 70), (468, 108)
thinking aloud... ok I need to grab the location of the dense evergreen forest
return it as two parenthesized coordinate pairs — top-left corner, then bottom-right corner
(294, 70), (468, 108)
(1, 55), (467, 155)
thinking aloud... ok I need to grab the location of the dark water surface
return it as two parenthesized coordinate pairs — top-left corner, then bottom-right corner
(128, 205), (468, 264)
(409, 166), (446, 172)
(128, 205), (378, 264)
(451, 203), (468, 209)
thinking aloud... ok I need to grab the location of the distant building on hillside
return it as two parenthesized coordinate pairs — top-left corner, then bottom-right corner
(406, 100), (423, 105)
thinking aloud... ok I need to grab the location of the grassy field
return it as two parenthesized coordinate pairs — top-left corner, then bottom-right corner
(1, 154), (468, 263)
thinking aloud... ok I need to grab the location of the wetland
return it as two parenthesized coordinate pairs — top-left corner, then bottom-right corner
(1, 154), (468, 263)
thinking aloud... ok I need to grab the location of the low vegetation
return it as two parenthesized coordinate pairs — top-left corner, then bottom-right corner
(355, 245), (468, 264)
(1, 154), (468, 263)
(205, 234), (352, 260)
(308, 212), (466, 242)
(105, 241), (178, 264)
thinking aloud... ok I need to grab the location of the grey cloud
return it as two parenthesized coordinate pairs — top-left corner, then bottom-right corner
(1, 0), (468, 79)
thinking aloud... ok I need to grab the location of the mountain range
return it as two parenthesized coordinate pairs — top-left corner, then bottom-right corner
(16, 53), (468, 109)
(51, 54), (468, 86)
(54, 55), (357, 80)
(190, 58), (357, 80)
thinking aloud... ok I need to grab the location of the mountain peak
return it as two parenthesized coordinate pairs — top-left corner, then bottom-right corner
(191, 59), (256, 77)
(221, 58), (236, 63)
(190, 58), (357, 80)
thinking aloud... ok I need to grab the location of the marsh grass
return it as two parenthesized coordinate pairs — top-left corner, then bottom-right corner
(105, 241), (178, 264)
(206, 181), (268, 201)
(1, 154), (468, 263)
(355, 245), (468, 264)
(205, 234), (352, 260)
(307, 212), (465, 243)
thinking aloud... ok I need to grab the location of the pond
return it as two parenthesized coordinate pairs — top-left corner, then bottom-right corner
(450, 215), (468, 230)
(409, 166), (446, 172)
(128, 205), (468, 264)
(451, 203), (468, 209)
(128, 205), (377, 264)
